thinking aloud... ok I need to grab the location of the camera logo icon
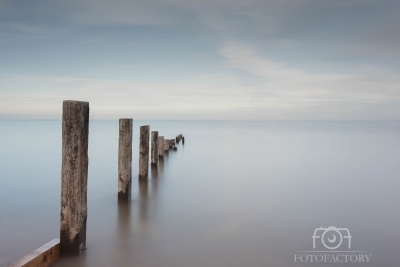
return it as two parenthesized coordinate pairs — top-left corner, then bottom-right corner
(312, 226), (352, 250)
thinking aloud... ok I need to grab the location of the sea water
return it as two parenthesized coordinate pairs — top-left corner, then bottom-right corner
(0, 120), (399, 267)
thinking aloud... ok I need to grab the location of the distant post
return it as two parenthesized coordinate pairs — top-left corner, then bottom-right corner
(158, 136), (164, 157)
(164, 139), (169, 151)
(176, 134), (182, 143)
(118, 119), (133, 201)
(60, 100), (89, 255)
(151, 131), (158, 166)
(139, 125), (150, 180)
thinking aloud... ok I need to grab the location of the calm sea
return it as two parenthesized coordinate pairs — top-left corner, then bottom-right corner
(0, 120), (399, 267)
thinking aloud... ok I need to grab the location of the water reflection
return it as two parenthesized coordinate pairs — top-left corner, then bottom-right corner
(138, 180), (149, 230)
(158, 156), (164, 177)
(150, 164), (158, 179)
(117, 202), (131, 239)
(5, 121), (400, 267)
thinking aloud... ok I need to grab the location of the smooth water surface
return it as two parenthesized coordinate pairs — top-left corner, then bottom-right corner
(0, 120), (399, 267)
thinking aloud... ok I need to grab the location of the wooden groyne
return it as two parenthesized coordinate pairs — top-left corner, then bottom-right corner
(9, 100), (185, 267)
(8, 239), (60, 267)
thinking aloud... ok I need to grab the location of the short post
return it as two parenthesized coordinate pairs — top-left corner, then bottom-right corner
(182, 136), (185, 145)
(139, 125), (150, 180)
(164, 139), (169, 151)
(151, 131), (158, 166)
(158, 136), (164, 157)
(176, 134), (182, 143)
(118, 119), (133, 201)
(60, 100), (89, 255)
(168, 139), (173, 149)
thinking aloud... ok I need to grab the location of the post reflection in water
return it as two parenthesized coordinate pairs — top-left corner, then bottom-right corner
(151, 164), (158, 179)
(138, 180), (149, 230)
(158, 155), (164, 178)
(117, 201), (131, 240)
(117, 201), (132, 266)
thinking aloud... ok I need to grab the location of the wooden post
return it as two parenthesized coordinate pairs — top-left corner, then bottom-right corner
(118, 119), (133, 201)
(182, 136), (185, 145)
(151, 131), (158, 166)
(158, 136), (164, 157)
(169, 139), (175, 149)
(60, 100), (89, 255)
(176, 134), (182, 143)
(168, 139), (172, 149)
(139, 125), (150, 180)
(164, 139), (169, 151)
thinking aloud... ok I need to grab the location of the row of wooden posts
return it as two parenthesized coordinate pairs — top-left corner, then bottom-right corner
(61, 100), (184, 256)
(118, 120), (184, 200)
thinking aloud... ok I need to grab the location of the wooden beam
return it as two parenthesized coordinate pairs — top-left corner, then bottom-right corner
(8, 238), (60, 267)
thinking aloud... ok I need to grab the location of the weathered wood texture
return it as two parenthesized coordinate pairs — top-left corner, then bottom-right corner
(118, 119), (133, 201)
(176, 134), (182, 143)
(139, 125), (150, 180)
(61, 100), (89, 255)
(164, 139), (169, 151)
(8, 239), (60, 267)
(151, 131), (158, 165)
(168, 139), (175, 149)
(158, 136), (164, 157)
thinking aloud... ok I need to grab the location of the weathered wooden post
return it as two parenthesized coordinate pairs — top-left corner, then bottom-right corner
(158, 136), (164, 157)
(176, 134), (182, 143)
(169, 139), (175, 149)
(60, 100), (89, 255)
(164, 139), (169, 151)
(151, 131), (158, 166)
(182, 136), (185, 145)
(139, 125), (150, 180)
(118, 119), (133, 201)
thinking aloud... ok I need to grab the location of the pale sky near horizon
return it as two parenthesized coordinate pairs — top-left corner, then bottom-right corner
(1, 0), (399, 120)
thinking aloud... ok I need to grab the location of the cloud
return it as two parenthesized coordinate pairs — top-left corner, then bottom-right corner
(1, 45), (400, 121)
(1, 0), (399, 120)
(218, 43), (400, 119)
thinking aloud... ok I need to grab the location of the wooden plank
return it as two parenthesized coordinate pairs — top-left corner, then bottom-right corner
(9, 238), (60, 267)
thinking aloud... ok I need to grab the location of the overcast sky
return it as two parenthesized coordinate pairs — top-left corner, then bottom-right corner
(1, 0), (399, 119)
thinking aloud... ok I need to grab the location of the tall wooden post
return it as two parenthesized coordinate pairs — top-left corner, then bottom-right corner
(139, 125), (150, 180)
(158, 136), (164, 157)
(118, 119), (133, 201)
(60, 100), (89, 255)
(151, 131), (158, 166)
